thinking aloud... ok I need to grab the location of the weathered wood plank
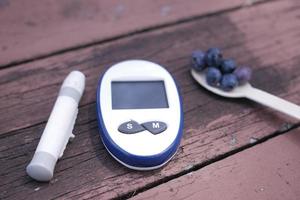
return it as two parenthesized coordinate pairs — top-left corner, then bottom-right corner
(1, 108), (298, 200)
(131, 128), (300, 200)
(0, 0), (299, 136)
(1, 0), (300, 199)
(0, 0), (244, 67)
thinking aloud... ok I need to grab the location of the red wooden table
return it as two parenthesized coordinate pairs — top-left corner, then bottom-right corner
(1, 0), (300, 199)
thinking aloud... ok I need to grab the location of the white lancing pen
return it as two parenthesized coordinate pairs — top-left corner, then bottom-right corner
(26, 71), (85, 181)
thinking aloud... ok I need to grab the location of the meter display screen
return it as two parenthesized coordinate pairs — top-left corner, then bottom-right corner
(111, 81), (169, 109)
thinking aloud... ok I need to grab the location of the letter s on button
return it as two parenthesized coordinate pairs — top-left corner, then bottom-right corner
(118, 121), (145, 134)
(127, 123), (133, 129)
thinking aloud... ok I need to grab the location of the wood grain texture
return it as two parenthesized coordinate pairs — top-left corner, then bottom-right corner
(131, 128), (300, 200)
(0, 0), (243, 67)
(1, 0), (300, 199)
(1, 0), (300, 136)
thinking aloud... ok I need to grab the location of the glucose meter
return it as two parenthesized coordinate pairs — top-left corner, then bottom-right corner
(96, 60), (183, 170)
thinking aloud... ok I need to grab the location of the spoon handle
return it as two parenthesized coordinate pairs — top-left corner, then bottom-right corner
(245, 87), (300, 120)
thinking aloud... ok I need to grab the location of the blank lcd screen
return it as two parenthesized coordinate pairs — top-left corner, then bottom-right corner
(111, 81), (169, 109)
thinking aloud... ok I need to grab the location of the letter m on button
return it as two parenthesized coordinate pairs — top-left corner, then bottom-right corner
(152, 122), (160, 129)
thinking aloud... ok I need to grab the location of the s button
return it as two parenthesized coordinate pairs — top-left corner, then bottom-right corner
(118, 120), (145, 134)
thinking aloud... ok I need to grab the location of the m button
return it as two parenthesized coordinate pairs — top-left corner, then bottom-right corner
(142, 121), (167, 135)
(118, 120), (145, 134)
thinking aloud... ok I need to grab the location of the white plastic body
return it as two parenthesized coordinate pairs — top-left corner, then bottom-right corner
(35, 98), (78, 157)
(191, 69), (300, 120)
(99, 60), (181, 157)
(103, 142), (178, 171)
(26, 71), (85, 181)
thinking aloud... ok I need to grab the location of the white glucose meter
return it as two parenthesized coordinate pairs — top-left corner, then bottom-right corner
(96, 60), (183, 170)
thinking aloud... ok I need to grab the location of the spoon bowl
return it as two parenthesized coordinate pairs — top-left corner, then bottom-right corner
(191, 69), (251, 98)
(190, 69), (300, 120)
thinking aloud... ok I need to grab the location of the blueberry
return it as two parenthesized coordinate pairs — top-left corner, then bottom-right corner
(220, 59), (236, 73)
(191, 50), (206, 71)
(234, 66), (252, 85)
(206, 67), (222, 86)
(205, 48), (223, 67)
(220, 74), (238, 91)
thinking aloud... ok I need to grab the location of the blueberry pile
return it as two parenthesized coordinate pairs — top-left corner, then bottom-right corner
(192, 48), (252, 91)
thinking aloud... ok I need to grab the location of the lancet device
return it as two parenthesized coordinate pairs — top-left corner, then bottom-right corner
(96, 60), (183, 170)
(27, 71), (85, 181)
